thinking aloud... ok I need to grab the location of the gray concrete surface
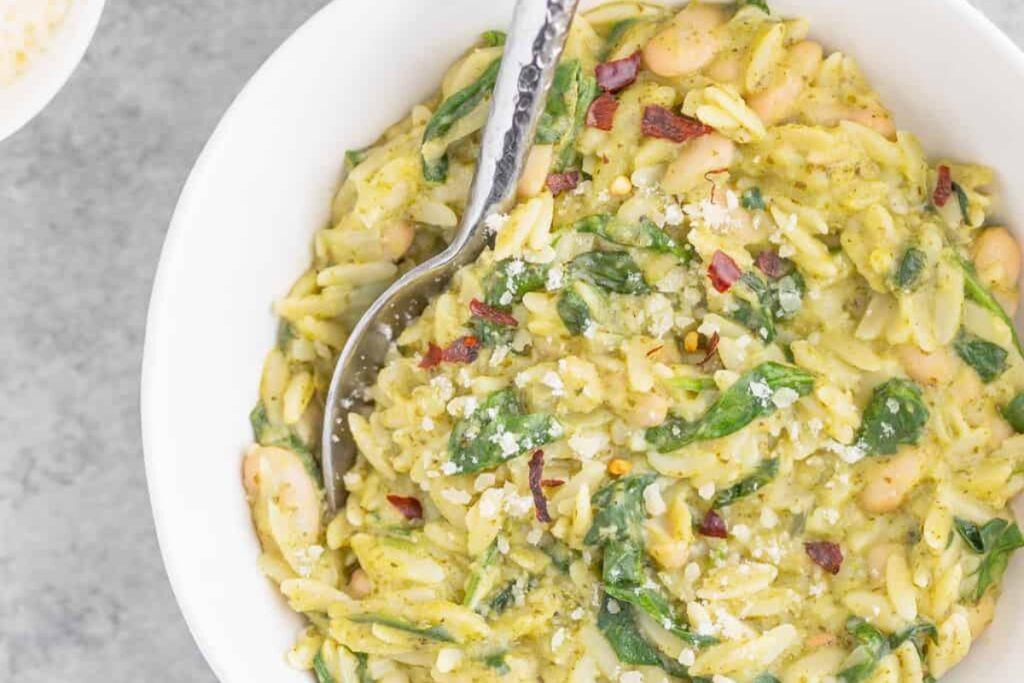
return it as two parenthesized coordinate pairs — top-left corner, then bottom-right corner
(0, 1), (1020, 681)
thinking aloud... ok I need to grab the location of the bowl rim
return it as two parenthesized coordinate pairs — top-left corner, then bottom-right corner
(0, 0), (108, 144)
(140, 0), (1024, 680)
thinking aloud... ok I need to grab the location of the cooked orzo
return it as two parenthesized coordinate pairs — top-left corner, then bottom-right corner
(242, 2), (1024, 681)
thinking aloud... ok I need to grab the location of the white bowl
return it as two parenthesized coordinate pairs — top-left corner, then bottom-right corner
(0, 0), (106, 144)
(142, 1), (1024, 681)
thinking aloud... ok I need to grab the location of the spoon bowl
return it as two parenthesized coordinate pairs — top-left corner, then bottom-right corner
(322, 0), (582, 509)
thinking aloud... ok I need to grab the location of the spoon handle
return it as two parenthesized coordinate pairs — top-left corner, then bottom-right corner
(446, 0), (582, 265)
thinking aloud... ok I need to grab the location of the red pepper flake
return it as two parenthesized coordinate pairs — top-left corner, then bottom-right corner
(646, 345), (665, 357)
(442, 335), (480, 364)
(805, 541), (844, 575)
(755, 250), (784, 279)
(419, 343), (443, 369)
(595, 51), (642, 93)
(699, 509), (728, 538)
(641, 105), (714, 143)
(586, 92), (619, 131)
(708, 250), (742, 293)
(528, 450), (552, 523)
(470, 298), (518, 327)
(546, 170), (580, 196)
(541, 479), (566, 487)
(698, 331), (720, 368)
(933, 164), (953, 207)
(386, 494), (423, 521)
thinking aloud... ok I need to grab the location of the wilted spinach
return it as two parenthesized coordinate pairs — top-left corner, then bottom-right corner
(646, 362), (814, 453)
(447, 388), (563, 473)
(852, 378), (929, 456)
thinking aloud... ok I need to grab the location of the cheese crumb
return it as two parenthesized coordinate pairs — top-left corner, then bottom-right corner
(551, 627), (566, 650)
(484, 213), (509, 235)
(441, 488), (471, 505)
(526, 528), (543, 545)
(698, 481), (716, 500)
(643, 482), (667, 516)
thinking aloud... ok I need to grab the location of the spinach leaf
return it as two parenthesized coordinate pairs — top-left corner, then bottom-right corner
(555, 72), (598, 172)
(753, 676), (781, 683)
(584, 474), (655, 583)
(569, 250), (651, 295)
(574, 214), (692, 261)
(952, 182), (970, 223)
(482, 30), (506, 47)
(312, 653), (335, 683)
(354, 652), (372, 683)
(597, 596), (691, 678)
(463, 540), (499, 610)
(668, 376), (718, 393)
(1003, 392), (1024, 433)
(536, 61), (581, 145)
(852, 378), (929, 457)
(421, 58), (501, 182)
(482, 652), (510, 675)
(894, 247), (927, 291)
(733, 272), (778, 343)
(249, 400), (323, 484)
(557, 287), (592, 335)
(601, 18), (639, 60)
(837, 618), (890, 683)
(447, 388), (563, 473)
(483, 258), (549, 309)
(421, 154), (449, 184)
(472, 317), (515, 347)
(732, 270), (805, 342)
(348, 613), (456, 642)
(959, 255), (1024, 358)
(743, 0), (771, 13)
(954, 517), (1024, 602)
(712, 458), (779, 508)
(646, 362), (814, 453)
(488, 581), (518, 615)
(534, 59), (598, 170)
(954, 328), (1008, 383)
(741, 187), (766, 210)
(604, 582), (718, 647)
(889, 622), (938, 655)
(586, 475), (718, 649)
(344, 148), (370, 169)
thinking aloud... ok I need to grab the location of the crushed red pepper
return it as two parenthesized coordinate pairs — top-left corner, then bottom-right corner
(528, 450), (552, 523)
(708, 250), (742, 293)
(586, 92), (619, 131)
(805, 541), (844, 575)
(386, 494), (423, 521)
(641, 105), (713, 143)
(595, 51), (642, 93)
(470, 298), (518, 327)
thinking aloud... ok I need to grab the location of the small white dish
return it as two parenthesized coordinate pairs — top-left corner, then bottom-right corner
(142, 1), (1024, 681)
(0, 0), (106, 144)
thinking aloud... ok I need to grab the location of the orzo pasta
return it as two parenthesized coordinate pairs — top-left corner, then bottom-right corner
(242, 2), (1024, 681)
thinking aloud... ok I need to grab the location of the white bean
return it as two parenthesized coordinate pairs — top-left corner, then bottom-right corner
(642, 4), (725, 78)
(661, 132), (736, 196)
(896, 344), (956, 386)
(747, 41), (823, 126)
(860, 448), (926, 514)
(973, 226), (1022, 291)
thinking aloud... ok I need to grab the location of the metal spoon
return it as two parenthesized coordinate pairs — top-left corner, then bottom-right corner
(322, 0), (582, 510)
